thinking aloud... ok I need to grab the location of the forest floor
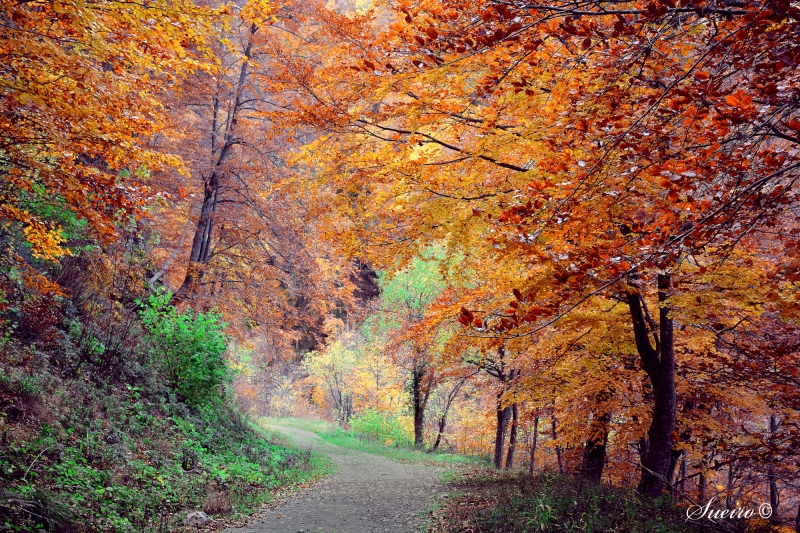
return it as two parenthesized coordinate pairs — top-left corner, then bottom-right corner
(226, 423), (446, 533)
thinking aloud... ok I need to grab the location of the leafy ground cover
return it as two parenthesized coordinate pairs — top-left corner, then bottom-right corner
(0, 365), (330, 533)
(0, 368), (331, 532)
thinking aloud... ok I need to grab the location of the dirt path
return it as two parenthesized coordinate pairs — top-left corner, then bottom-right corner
(226, 425), (443, 533)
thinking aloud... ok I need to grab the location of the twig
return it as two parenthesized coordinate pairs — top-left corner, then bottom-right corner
(23, 446), (54, 482)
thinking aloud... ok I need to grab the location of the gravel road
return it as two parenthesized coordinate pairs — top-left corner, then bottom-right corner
(226, 425), (443, 533)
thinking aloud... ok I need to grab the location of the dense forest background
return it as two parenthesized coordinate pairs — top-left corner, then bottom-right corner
(2, 0), (799, 530)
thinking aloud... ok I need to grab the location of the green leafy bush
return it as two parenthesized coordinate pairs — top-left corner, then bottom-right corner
(349, 408), (412, 447)
(139, 293), (230, 405)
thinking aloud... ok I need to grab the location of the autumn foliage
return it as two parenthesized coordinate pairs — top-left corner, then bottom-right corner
(3, 0), (800, 529)
(282, 0), (800, 525)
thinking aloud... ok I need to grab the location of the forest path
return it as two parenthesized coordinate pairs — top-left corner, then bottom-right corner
(226, 425), (443, 533)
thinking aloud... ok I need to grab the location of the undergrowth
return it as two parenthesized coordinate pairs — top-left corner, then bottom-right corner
(0, 360), (328, 532)
(0, 286), (330, 533)
(424, 470), (727, 533)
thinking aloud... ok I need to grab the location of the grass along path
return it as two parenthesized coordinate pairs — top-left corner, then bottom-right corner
(226, 420), (449, 533)
(264, 418), (485, 468)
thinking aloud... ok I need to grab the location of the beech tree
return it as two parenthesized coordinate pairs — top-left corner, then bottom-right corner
(146, 0), (358, 354)
(285, 0), (800, 500)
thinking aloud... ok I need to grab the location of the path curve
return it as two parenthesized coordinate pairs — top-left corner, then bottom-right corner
(227, 425), (442, 533)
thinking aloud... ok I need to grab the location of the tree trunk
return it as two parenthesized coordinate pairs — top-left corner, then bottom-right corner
(412, 365), (426, 447)
(699, 472), (706, 503)
(669, 399), (694, 495)
(494, 403), (511, 469)
(627, 274), (676, 498)
(639, 437), (649, 467)
(581, 389), (612, 483)
(667, 449), (683, 487)
(173, 24), (258, 302)
(432, 415), (447, 452)
(552, 415), (563, 474)
(493, 405), (504, 468)
(493, 365), (509, 469)
(505, 402), (518, 470)
(340, 394), (352, 427)
(431, 377), (468, 452)
(794, 500), (799, 533)
(529, 415), (539, 478)
(769, 415), (779, 513)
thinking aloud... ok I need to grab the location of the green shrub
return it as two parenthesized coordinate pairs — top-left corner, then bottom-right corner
(349, 408), (412, 447)
(139, 293), (230, 405)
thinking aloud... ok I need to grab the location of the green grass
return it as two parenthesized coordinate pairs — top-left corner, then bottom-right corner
(264, 417), (486, 468)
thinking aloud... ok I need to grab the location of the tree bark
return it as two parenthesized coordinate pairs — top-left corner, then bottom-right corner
(678, 459), (687, 493)
(173, 24), (258, 302)
(667, 449), (683, 487)
(493, 401), (504, 468)
(432, 415), (447, 452)
(552, 415), (563, 475)
(581, 388), (613, 483)
(431, 377), (468, 452)
(769, 415), (779, 513)
(412, 364), (426, 447)
(494, 402), (510, 469)
(340, 394), (352, 427)
(699, 471), (706, 502)
(529, 415), (539, 478)
(505, 402), (518, 470)
(627, 274), (676, 498)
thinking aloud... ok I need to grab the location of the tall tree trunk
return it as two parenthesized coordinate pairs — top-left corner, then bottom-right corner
(552, 415), (563, 475)
(432, 415), (447, 452)
(581, 388), (613, 483)
(340, 394), (352, 427)
(769, 415), (779, 513)
(679, 459), (687, 493)
(667, 449), (683, 488)
(669, 399), (693, 495)
(505, 402), (518, 470)
(627, 274), (676, 498)
(699, 472), (706, 503)
(412, 364), (426, 447)
(638, 437), (649, 467)
(529, 415), (539, 478)
(173, 24), (258, 302)
(493, 366), (508, 469)
(494, 403), (511, 469)
(493, 405), (512, 469)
